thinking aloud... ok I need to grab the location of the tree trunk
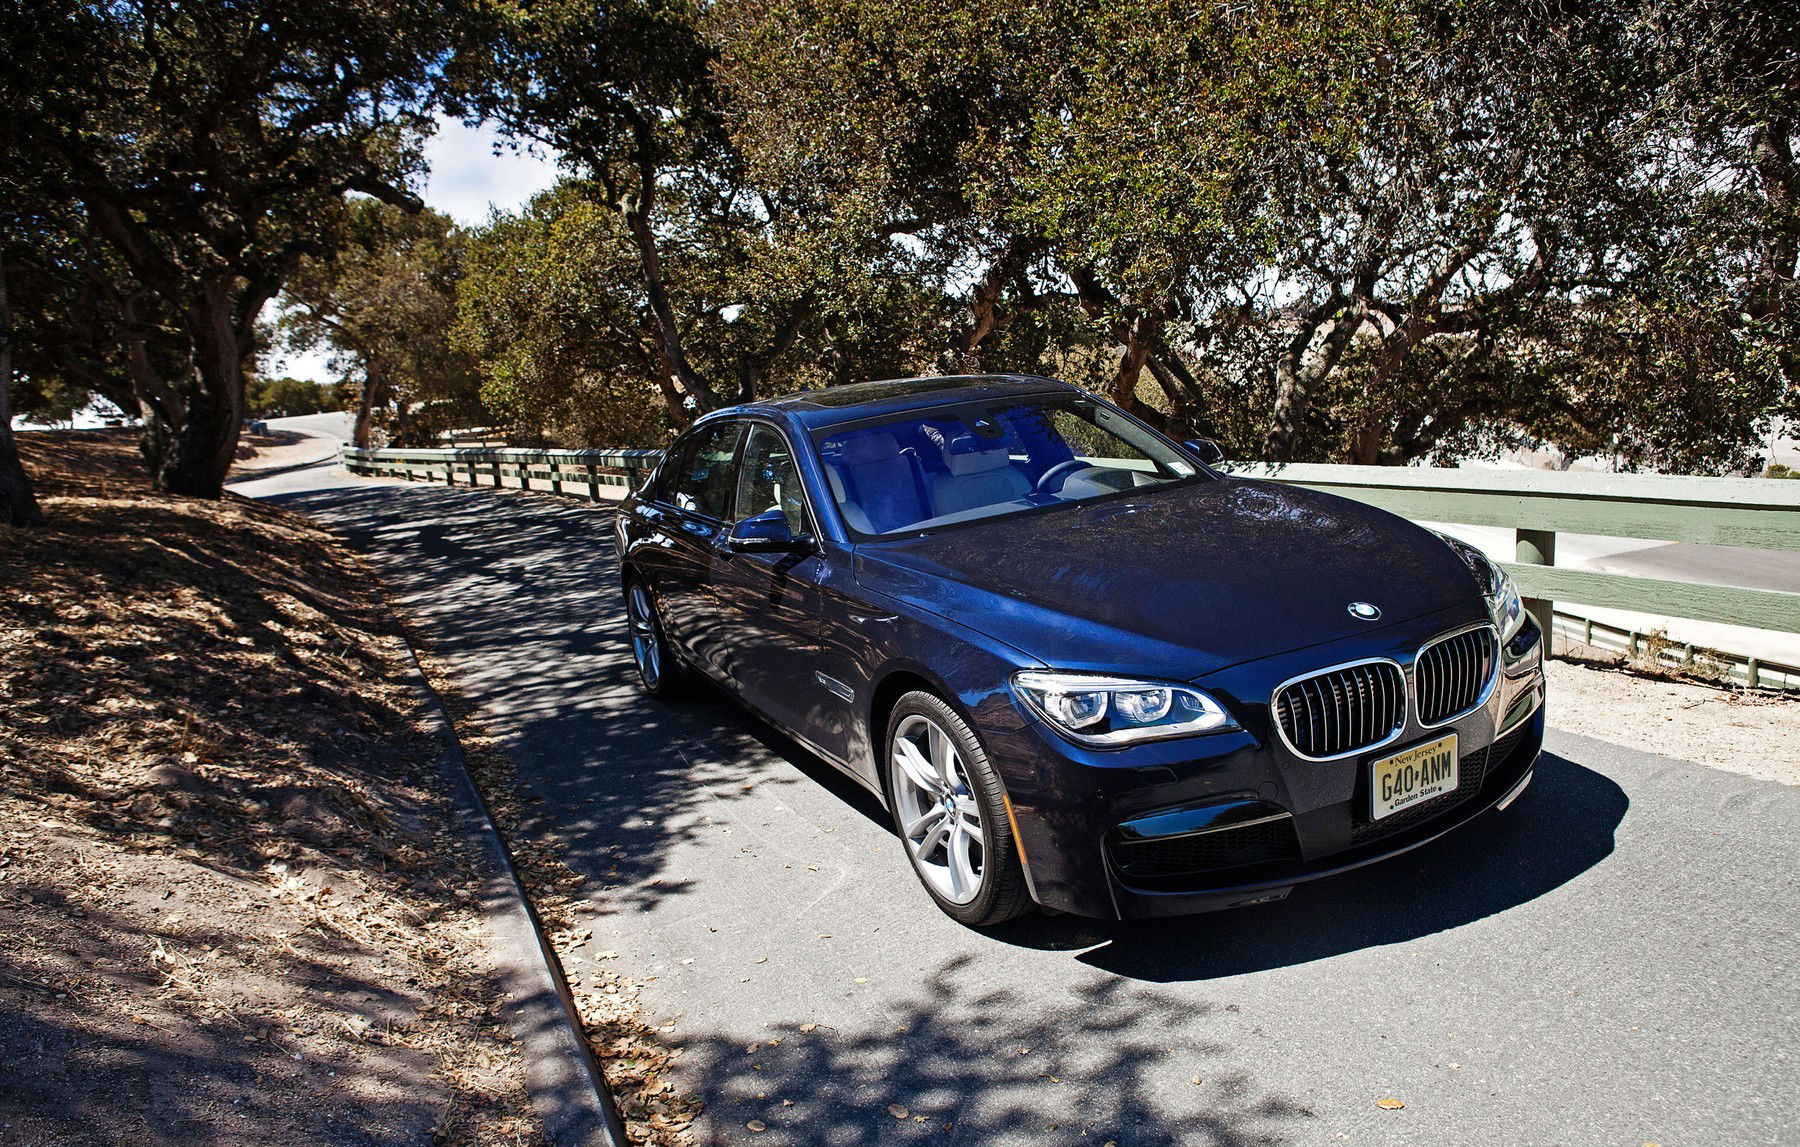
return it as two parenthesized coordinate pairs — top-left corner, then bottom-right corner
(353, 355), (384, 448)
(0, 252), (47, 527)
(647, 349), (691, 427)
(1143, 350), (1222, 442)
(734, 296), (812, 404)
(120, 293), (187, 475)
(157, 286), (246, 498)
(1110, 314), (1155, 413)
(1261, 294), (1368, 462)
(940, 236), (1042, 373)
(619, 170), (718, 413)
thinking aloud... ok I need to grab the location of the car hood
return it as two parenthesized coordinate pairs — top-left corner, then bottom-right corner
(852, 477), (1482, 680)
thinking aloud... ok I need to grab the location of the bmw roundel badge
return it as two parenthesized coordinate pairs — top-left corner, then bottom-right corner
(1348, 601), (1381, 621)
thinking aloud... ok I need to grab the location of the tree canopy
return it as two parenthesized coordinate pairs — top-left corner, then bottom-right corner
(4, 0), (468, 501)
(5, 0), (1793, 530)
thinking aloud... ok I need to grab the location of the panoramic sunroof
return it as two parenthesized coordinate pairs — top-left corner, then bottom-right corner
(787, 375), (1044, 408)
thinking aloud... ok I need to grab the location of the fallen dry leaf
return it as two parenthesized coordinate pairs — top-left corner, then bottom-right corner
(888, 1104), (909, 1119)
(746, 1119), (766, 1132)
(1376, 1098), (1405, 1110)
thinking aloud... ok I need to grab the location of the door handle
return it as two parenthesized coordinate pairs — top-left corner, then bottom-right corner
(848, 611), (898, 625)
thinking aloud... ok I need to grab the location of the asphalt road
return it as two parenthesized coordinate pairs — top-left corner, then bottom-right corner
(236, 455), (1800, 1147)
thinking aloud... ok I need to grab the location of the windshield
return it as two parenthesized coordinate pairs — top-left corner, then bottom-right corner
(816, 395), (1202, 537)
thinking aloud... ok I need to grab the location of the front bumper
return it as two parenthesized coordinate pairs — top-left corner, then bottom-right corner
(986, 605), (1547, 920)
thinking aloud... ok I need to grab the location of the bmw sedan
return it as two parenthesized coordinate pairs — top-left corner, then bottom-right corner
(613, 375), (1545, 926)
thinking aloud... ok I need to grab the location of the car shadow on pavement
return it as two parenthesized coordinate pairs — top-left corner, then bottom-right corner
(1000, 750), (1629, 981)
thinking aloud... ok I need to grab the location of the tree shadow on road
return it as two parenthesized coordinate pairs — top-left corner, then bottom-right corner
(678, 954), (1308, 1147)
(259, 482), (895, 919)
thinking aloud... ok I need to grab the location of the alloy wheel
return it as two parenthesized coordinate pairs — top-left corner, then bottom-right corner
(627, 582), (662, 691)
(890, 713), (986, 904)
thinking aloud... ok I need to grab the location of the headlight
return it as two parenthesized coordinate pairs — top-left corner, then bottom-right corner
(1487, 570), (1526, 643)
(1434, 532), (1527, 643)
(1012, 671), (1238, 747)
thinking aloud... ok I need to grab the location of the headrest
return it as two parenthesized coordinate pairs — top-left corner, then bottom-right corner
(940, 432), (1013, 476)
(839, 431), (903, 466)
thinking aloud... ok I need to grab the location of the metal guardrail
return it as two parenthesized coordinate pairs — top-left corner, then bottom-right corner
(342, 445), (1800, 685)
(1551, 610), (1799, 692)
(341, 445), (662, 500)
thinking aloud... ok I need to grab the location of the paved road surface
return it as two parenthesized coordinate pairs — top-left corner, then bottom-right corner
(234, 456), (1800, 1147)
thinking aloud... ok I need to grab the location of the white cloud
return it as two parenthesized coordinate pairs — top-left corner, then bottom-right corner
(422, 116), (563, 227)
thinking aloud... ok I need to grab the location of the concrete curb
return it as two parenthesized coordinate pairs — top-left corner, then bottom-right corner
(397, 645), (631, 1147)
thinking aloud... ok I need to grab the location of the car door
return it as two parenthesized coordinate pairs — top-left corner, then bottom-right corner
(711, 422), (830, 737)
(648, 419), (743, 674)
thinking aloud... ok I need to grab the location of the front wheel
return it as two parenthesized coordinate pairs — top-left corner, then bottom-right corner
(885, 691), (1031, 927)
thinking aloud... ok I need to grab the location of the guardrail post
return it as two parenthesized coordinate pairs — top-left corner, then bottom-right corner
(1515, 527), (1557, 638)
(491, 458), (502, 488)
(1747, 657), (1761, 688)
(549, 458), (562, 496)
(587, 463), (599, 502)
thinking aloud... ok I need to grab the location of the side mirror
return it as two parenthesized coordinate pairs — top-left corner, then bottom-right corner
(1184, 438), (1226, 466)
(727, 508), (810, 553)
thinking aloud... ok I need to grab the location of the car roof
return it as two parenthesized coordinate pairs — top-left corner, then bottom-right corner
(705, 374), (1081, 430)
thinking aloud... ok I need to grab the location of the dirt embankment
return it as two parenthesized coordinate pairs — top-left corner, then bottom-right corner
(1, 432), (544, 1146)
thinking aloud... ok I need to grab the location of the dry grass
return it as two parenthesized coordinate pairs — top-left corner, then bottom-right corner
(2, 431), (546, 1145)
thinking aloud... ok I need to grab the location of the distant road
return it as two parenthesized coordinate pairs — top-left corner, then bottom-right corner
(266, 411), (354, 442)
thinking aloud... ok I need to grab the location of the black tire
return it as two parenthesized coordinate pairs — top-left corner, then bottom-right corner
(883, 691), (1032, 927)
(624, 575), (688, 700)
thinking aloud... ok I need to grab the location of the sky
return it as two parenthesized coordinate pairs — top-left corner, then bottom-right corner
(419, 115), (563, 228)
(267, 116), (563, 384)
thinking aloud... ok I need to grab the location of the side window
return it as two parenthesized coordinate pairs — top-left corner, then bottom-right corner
(651, 438), (696, 504)
(663, 421), (742, 519)
(735, 424), (809, 536)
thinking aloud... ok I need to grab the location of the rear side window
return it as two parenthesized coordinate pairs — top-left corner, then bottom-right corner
(735, 424), (810, 536)
(661, 421), (742, 519)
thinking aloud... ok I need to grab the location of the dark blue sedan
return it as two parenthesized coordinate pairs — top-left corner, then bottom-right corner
(613, 375), (1546, 925)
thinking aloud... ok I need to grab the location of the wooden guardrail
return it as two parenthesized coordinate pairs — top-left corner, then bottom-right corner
(1223, 463), (1800, 641)
(341, 445), (662, 501)
(341, 444), (1800, 663)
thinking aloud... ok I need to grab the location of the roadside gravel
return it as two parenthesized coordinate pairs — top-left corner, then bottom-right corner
(1544, 657), (1798, 786)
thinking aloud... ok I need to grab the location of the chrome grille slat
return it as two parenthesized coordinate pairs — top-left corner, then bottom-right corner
(1273, 660), (1406, 759)
(1416, 626), (1498, 726)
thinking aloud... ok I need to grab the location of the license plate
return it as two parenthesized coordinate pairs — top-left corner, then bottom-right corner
(1371, 733), (1458, 820)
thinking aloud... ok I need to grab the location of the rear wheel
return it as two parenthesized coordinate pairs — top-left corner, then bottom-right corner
(884, 691), (1031, 927)
(625, 577), (687, 699)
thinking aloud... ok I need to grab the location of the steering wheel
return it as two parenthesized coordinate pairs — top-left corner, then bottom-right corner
(1034, 458), (1092, 495)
